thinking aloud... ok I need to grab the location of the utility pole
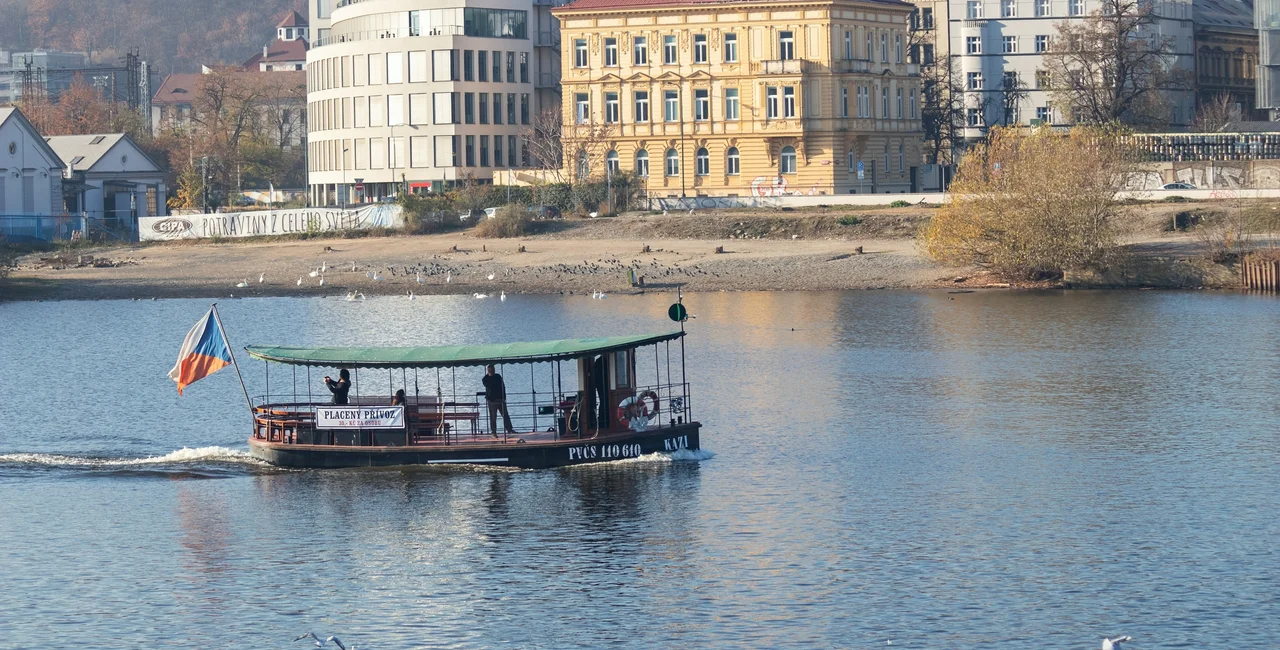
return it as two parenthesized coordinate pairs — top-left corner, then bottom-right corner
(201, 156), (210, 213)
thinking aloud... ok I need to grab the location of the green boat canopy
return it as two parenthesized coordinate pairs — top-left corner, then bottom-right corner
(244, 331), (684, 368)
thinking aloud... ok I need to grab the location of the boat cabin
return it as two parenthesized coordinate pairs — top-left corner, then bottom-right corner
(243, 332), (699, 468)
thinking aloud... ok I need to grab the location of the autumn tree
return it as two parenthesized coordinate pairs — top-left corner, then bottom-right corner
(921, 125), (1133, 279)
(521, 108), (615, 213)
(1190, 94), (1239, 133)
(1038, 0), (1189, 129)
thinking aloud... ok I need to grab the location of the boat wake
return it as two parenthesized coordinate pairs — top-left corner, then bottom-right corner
(615, 448), (716, 464)
(0, 446), (270, 474)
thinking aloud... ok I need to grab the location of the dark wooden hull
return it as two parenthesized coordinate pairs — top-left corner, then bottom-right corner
(248, 423), (701, 469)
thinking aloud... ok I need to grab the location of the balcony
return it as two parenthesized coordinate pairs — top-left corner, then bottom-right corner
(838, 59), (873, 73)
(754, 59), (803, 75)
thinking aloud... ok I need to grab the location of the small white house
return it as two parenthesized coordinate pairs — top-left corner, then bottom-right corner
(0, 106), (65, 217)
(46, 133), (166, 233)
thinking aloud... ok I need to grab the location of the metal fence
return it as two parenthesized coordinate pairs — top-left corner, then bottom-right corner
(0, 214), (87, 243)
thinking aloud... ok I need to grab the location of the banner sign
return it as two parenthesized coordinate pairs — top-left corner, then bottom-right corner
(139, 205), (403, 241)
(315, 406), (405, 429)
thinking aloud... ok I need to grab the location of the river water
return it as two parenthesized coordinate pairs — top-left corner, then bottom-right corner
(1, 290), (1277, 649)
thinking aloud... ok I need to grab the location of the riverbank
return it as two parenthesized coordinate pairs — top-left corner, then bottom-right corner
(0, 203), (1247, 301)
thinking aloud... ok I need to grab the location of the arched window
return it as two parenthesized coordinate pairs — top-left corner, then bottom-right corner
(665, 148), (680, 176)
(779, 145), (796, 174)
(577, 150), (590, 178)
(695, 147), (709, 176)
(606, 150), (620, 174)
(635, 149), (649, 177)
(727, 147), (740, 175)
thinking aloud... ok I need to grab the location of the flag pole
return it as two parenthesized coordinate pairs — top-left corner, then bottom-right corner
(211, 303), (254, 410)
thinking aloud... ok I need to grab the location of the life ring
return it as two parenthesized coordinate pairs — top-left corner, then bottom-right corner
(617, 391), (660, 429)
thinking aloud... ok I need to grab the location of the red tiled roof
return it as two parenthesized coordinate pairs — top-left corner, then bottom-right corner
(277, 10), (308, 28)
(151, 73), (202, 105)
(242, 38), (309, 69)
(556, 0), (908, 10)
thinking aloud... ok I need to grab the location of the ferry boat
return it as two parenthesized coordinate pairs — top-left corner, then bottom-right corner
(243, 332), (701, 469)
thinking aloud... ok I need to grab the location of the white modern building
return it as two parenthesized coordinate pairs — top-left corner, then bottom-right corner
(305, 0), (564, 205)
(922, 0), (1196, 137)
(1258, 0), (1280, 117)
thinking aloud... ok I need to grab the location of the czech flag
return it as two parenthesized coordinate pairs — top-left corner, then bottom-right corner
(169, 308), (233, 395)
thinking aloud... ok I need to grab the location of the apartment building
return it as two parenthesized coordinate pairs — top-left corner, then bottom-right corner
(306, 0), (565, 205)
(914, 0), (1196, 138)
(553, 0), (924, 197)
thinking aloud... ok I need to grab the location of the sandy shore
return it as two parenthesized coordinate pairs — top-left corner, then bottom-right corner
(3, 229), (965, 301)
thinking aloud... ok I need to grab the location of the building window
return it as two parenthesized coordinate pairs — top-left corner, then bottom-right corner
(664, 90), (679, 121)
(465, 135), (475, 167)
(665, 148), (679, 176)
(909, 91), (917, 118)
(923, 8), (934, 27)
(967, 0), (983, 18)
(881, 33), (888, 62)
(465, 92), (475, 123)
(694, 34), (708, 63)
(696, 147), (709, 175)
(841, 87), (849, 117)
(725, 33), (739, 62)
(480, 135), (489, 167)
(884, 142), (890, 173)
(1069, 0), (1083, 14)
(494, 136), (503, 167)
(1037, 105), (1051, 123)
(896, 34), (903, 63)
(779, 31), (794, 60)
(923, 44), (934, 64)
(968, 72), (984, 90)
(576, 93), (589, 124)
(510, 135), (518, 167)
(493, 93), (503, 124)
(507, 52), (515, 82)
(664, 36), (677, 64)
(462, 8), (528, 39)
(867, 33), (873, 59)
(634, 36), (648, 65)
(780, 145), (796, 174)
(694, 89), (709, 120)
(1003, 70), (1019, 90)
(726, 147), (740, 175)
(464, 50), (474, 81)
(967, 107), (982, 126)
(574, 39), (588, 67)
(478, 51), (488, 81)
(844, 31), (853, 59)
(766, 86), (779, 118)
(881, 87), (889, 116)
(635, 91), (650, 122)
(520, 52), (529, 83)
(725, 88), (739, 120)
(521, 93), (529, 124)
(636, 149), (649, 176)
(898, 143), (904, 172)
(493, 50), (502, 81)
(1003, 36), (1017, 53)
(577, 151), (589, 178)
(479, 93), (489, 123)
(1036, 35), (1049, 52)
(783, 86), (796, 118)
(1037, 0), (1050, 15)
(966, 36), (982, 54)
(605, 38), (618, 66)
(606, 150), (619, 174)
(896, 88), (903, 118)
(1036, 69), (1051, 88)
(1002, 0), (1016, 16)
(605, 92), (619, 123)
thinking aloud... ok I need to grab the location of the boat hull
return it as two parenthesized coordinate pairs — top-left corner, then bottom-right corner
(248, 423), (701, 469)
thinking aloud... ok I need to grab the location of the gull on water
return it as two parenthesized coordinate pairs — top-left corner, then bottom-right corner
(1102, 636), (1131, 650)
(446, 272), (452, 283)
(500, 291), (506, 301)
(372, 272), (384, 281)
(474, 292), (489, 299)
(407, 290), (416, 300)
(235, 279), (249, 288)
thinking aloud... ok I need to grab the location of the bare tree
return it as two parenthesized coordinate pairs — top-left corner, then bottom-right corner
(520, 106), (615, 212)
(1190, 93), (1239, 133)
(1039, 0), (1189, 129)
(911, 16), (966, 165)
(999, 73), (1030, 127)
(522, 109), (567, 185)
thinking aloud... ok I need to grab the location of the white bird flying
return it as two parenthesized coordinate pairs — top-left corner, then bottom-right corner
(325, 637), (347, 650)
(259, 273), (265, 283)
(1102, 636), (1132, 650)
(345, 291), (356, 301)
(293, 632), (323, 648)
(356, 291), (366, 300)
(235, 279), (249, 288)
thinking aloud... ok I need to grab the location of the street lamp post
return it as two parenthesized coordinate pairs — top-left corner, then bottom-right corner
(342, 147), (350, 209)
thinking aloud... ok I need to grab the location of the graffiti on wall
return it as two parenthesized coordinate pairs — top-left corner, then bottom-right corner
(1127, 161), (1280, 190)
(749, 176), (822, 198)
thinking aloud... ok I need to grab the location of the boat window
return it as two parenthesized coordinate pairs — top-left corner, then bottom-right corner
(614, 350), (630, 388)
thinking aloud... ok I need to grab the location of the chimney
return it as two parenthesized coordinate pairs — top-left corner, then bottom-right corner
(263, 45), (269, 58)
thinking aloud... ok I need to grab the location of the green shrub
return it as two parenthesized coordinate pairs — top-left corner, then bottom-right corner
(475, 204), (532, 238)
(889, 199), (912, 208)
(838, 215), (862, 226)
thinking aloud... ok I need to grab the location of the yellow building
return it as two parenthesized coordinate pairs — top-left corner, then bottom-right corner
(551, 0), (925, 198)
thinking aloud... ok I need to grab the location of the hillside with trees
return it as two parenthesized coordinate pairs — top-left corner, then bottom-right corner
(0, 0), (303, 74)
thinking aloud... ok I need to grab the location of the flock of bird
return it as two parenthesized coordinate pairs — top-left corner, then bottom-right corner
(294, 632), (349, 649)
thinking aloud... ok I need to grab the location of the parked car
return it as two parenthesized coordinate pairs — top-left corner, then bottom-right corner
(1161, 182), (1195, 190)
(483, 207), (500, 219)
(526, 205), (561, 219)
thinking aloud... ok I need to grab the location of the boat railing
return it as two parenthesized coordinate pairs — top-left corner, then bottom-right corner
(250, 382), (692, 447)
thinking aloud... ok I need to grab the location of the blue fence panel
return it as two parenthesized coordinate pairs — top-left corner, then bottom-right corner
(0, 215), (88, 243)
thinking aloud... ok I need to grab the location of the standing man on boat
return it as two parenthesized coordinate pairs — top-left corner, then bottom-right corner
(324, 369), (351, 405)
(482, 365), (516, 437)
